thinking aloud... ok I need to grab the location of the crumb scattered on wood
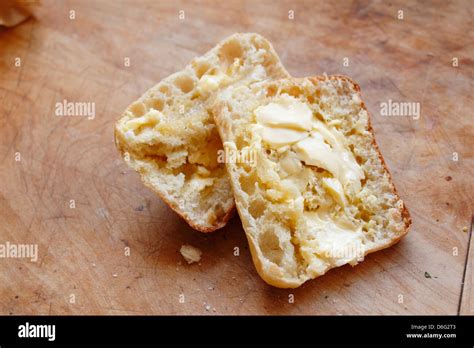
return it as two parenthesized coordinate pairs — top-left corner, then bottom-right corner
(424, 272), (431, 279)
(180, 245), (202, 264)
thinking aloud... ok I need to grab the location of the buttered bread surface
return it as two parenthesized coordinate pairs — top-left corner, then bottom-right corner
(213, 76), (411, 288)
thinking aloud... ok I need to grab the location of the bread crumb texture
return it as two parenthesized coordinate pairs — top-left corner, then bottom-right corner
(115, 33), (289, 232)
(180, 244), (202, 264)
(213, 75), (411, 288)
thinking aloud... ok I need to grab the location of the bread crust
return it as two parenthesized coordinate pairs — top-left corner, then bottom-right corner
(214, 75), (412, 287)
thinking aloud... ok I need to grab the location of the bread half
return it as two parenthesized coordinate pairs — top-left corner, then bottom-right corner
(115, 33), (290, 232)
(213, 75), (411, 287)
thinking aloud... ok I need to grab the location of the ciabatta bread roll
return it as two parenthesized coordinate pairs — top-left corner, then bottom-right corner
(115, 33), (289, 232)
(213, 75), (411, 287)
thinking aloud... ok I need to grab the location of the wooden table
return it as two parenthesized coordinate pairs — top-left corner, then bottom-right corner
(0, 0), (472, 315)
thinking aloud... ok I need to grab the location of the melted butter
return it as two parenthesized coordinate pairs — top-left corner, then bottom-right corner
(261, 127), (308, 147)
(255, 94), (313, 131)
(322, 177), (346, 207)
(301, 211), (365, 268)
(197, 72), (231, 96)
(254, 95), (364, 196)
(123, 109), (162, 132)
(311, 119), (364, 191)
(247, 94), (370, 275)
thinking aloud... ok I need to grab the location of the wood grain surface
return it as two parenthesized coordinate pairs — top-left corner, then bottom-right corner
(0, 0), (472, 315)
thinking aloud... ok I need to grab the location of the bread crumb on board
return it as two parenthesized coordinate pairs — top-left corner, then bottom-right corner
(462, 226), (468, 233)
(180, 245), (202, 264)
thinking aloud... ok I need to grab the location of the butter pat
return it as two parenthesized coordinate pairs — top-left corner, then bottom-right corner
(123, 109), (162, 132)
(293, 133), (339, 175)
(322, 177), (347, 207)
(255, 95), (313, 131)
(311, 120), (364, 190)
(252, 93), (364, 206)
(255, 94), (313, 147)
(262, 127), (307, 147)
(197, 72), (229, 95)
(280, 152), (302, 176)
(293, 122), (364, 192)
(302, 212), (365, 268)
(198, 75), (220, 92)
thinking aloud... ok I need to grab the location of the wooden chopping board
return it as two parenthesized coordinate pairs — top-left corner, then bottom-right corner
(0, 0), (472, 315)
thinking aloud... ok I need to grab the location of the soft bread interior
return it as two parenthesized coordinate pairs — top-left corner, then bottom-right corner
(213, 76), (411, 287)
(115, 33), (289, 232)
